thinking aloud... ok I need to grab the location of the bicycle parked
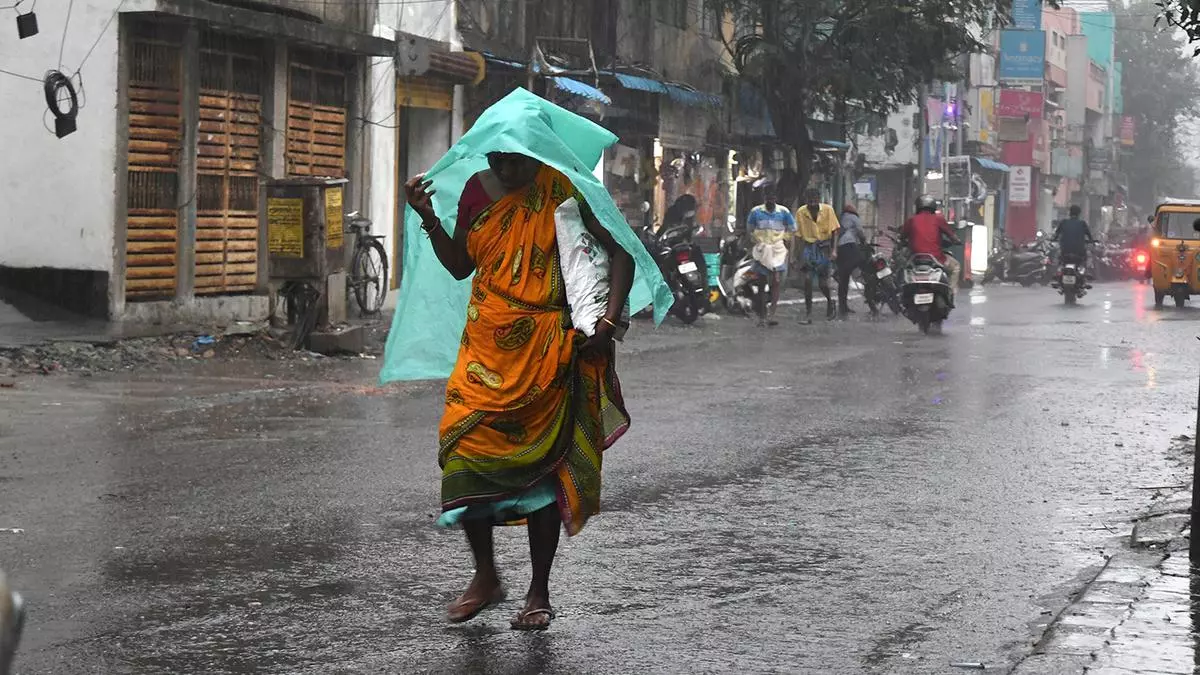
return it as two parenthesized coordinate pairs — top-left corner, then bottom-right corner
(346, 211), (388, 316)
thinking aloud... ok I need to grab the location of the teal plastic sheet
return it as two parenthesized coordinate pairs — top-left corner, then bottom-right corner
(380, 88), (671, 383)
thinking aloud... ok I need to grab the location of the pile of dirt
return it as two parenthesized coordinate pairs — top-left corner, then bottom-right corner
(0, 323), (386, 377)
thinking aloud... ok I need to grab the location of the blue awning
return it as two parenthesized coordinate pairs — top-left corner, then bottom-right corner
(816, 139), (850, 150)
(973, 157), (1010, 172)
(612, 72), (669, 94)
(664, 84), (722, 108)
(550, 77), (611, 105)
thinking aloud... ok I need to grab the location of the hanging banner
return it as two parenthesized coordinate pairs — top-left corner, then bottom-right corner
(924, 97), (944, 170)
(998, 31), (1046, 84)
(976, 88), (996, 144)
(995, 90), (1044, 119)
(1009, 165), (1033, 206)
(1120, 116), (1136, 146)
(1011, 0), (1043, 30)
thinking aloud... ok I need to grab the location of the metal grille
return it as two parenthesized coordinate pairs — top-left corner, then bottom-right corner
(196, 32), (265, 295)
(125, 25), (183, 300)
(286, 50), (349, 177)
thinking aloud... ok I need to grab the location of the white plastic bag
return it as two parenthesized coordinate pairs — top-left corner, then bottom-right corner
(555, 197), (613, 337)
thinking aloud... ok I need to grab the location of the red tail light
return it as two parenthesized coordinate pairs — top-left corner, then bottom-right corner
(873, 258), (887, 271)
(1136, 253), (1147, 264)
(675, 250), (691, 263)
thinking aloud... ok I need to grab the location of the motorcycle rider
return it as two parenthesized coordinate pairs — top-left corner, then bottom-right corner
(1051, 205), (1096, 285)
(901, 195), (961, 306)
(746, 183), (796, 326)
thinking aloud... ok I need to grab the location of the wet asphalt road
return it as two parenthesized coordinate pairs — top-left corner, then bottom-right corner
(1, 282), (1197, 674)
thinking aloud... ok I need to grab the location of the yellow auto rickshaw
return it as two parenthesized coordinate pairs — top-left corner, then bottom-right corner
(1150, 198), (1200, 308)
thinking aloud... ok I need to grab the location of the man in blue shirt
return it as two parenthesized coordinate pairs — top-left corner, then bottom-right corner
(747, 184), (796, 325)
(1052, 205), (1096, 275)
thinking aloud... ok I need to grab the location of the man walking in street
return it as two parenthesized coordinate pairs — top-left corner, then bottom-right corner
(794, 188), (840, 323)
(835, 203), (867, 318)
(747, 184), (796, 326)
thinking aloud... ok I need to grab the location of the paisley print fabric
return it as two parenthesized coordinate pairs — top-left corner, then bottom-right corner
(438, 166), (630, 535)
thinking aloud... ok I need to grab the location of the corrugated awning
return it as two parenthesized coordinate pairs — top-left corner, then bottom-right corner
(426, 51), (486, 85)
(973, 157), (1011, 172)
(550, 77), (611, 104)
(612, 72), (669, 94)
(664, 84), (722, 108)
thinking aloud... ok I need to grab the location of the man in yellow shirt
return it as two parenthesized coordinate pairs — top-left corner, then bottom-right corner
(793, 188), (841, 323)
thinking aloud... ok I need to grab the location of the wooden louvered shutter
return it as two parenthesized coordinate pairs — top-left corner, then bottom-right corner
(124, 22), (183, 300)
(286, 51), (349, 177)
(195, 32), (264, 294)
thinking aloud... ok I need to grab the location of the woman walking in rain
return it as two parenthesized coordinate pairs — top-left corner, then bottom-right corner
(399, 118), (644, 630)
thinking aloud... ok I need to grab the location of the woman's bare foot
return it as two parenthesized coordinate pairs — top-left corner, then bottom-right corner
(510, 591), (554, 630)
(446, 571), (503, 623)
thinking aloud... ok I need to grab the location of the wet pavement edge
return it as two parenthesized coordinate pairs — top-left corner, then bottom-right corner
(1011, 478), (1195, 675)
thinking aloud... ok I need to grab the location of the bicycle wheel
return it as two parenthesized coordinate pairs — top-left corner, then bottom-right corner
(352, 240), (389, 315)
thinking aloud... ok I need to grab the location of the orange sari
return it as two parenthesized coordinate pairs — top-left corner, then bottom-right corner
(438, 166), (629, 536)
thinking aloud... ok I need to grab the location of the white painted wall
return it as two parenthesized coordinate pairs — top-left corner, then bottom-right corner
(367, 0), (464, 285)
(0, 1), (136, 272)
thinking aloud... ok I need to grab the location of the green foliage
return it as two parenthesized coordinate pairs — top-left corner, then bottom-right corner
(717, 0), (1011, 190)
(1117, 2), (1200, 204)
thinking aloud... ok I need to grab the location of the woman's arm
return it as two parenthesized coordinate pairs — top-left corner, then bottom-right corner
(404, 174), (475, 280)
(580, 202), (635, 325)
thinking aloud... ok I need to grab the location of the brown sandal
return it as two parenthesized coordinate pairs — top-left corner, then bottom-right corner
(446, 588), (506, 624)
(510, 607), (555, 631)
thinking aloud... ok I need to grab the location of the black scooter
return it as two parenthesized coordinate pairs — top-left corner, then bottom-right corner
(860, 239), (903, 315)
(637, 221), (709, 324)
(1009, 234), (1053, 287)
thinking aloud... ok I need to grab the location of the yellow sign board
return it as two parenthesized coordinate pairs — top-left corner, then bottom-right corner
(325, 187), (344, 249)
(267, 197), (304, 258)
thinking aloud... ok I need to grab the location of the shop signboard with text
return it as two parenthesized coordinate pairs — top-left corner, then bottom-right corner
(1009, 165), (1033, 206)
(995, 90), (1044, 119)
(1012, 0), (1043, 30)
(999, 31), (1046, 85)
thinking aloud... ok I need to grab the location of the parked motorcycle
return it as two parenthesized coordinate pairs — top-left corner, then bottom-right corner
(1009, 236), (1053, 287)
(860, 239), (903, 315)
(901, 253), (954, 334)
(1052, 257), (1089, 305)
(637, 221), (709, 324)
(714, 222), (770, 318)
(982, 237), (1013, 284)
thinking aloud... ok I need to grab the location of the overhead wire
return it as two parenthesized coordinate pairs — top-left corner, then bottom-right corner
(57, 0), (74, 70)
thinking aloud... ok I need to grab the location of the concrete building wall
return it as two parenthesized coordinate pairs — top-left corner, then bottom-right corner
(0, 1), (137, 274)
(272, 0), (375, 33)
(368, 0), (463, 298)
(1043, 7), (1078, 81)
(651, 9), (727, 93)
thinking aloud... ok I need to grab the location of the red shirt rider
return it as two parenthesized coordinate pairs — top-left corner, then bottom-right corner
(902, 210), (958, 263)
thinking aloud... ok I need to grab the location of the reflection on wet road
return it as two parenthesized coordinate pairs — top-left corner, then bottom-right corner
(1, 282), (1196, 673)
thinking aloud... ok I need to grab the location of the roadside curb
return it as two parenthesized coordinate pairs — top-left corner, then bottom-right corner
(1011, 488), (1192, 675)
